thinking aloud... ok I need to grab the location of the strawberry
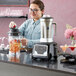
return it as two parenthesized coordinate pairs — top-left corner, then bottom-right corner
(13, 25), (16, 28)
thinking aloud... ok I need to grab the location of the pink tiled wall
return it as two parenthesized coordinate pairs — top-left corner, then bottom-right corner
(0, 0), (76, 51)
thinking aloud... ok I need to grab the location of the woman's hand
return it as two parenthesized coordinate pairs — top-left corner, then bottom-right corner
(21, 38), (28, 46)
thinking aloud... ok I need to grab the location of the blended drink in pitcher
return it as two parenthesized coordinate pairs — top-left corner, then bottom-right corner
(8, 21), (21, 56)
(9, 39), (20, 53)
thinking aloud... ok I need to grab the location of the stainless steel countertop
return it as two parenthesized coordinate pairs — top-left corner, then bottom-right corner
(0, 52), (76, 75)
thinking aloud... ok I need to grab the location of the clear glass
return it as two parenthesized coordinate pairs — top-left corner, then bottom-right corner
(4, 37), (9, 50)
(60, 45), (68, 53)
(19, 36), (26, 50)
(8, 54), (20, 63)
(69, 46), (76, 51)
(0, 37), (5, 50)
(68, 45), (76, 55)
(9, 36), (21, 56)
(68, 40), (76, 51)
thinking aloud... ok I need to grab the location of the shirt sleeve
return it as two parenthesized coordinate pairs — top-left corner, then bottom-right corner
(18, 20), (29, 36)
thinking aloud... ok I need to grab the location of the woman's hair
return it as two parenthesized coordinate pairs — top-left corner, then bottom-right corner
(31, 0), (45, 11)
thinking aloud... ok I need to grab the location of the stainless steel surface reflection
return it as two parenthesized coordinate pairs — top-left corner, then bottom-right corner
(0, 53), (76, 75)
(23, 53), (32, 64)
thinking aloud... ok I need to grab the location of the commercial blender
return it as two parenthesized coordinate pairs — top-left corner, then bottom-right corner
(32, 15), (57, 61)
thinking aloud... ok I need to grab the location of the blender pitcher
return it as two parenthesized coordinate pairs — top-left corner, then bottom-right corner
(8, 21), (21, 56)
(40, 15), (56, 42)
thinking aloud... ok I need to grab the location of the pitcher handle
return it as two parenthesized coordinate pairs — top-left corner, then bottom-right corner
(52, 23), (56, 36)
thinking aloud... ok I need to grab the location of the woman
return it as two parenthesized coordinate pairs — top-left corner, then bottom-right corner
(19, 0), (45, 48)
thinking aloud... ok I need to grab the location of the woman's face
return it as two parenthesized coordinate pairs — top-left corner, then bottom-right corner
(29, 4), (44, 21)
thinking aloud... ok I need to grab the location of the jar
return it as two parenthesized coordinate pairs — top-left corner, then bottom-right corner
(8, 28), (21, 56)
